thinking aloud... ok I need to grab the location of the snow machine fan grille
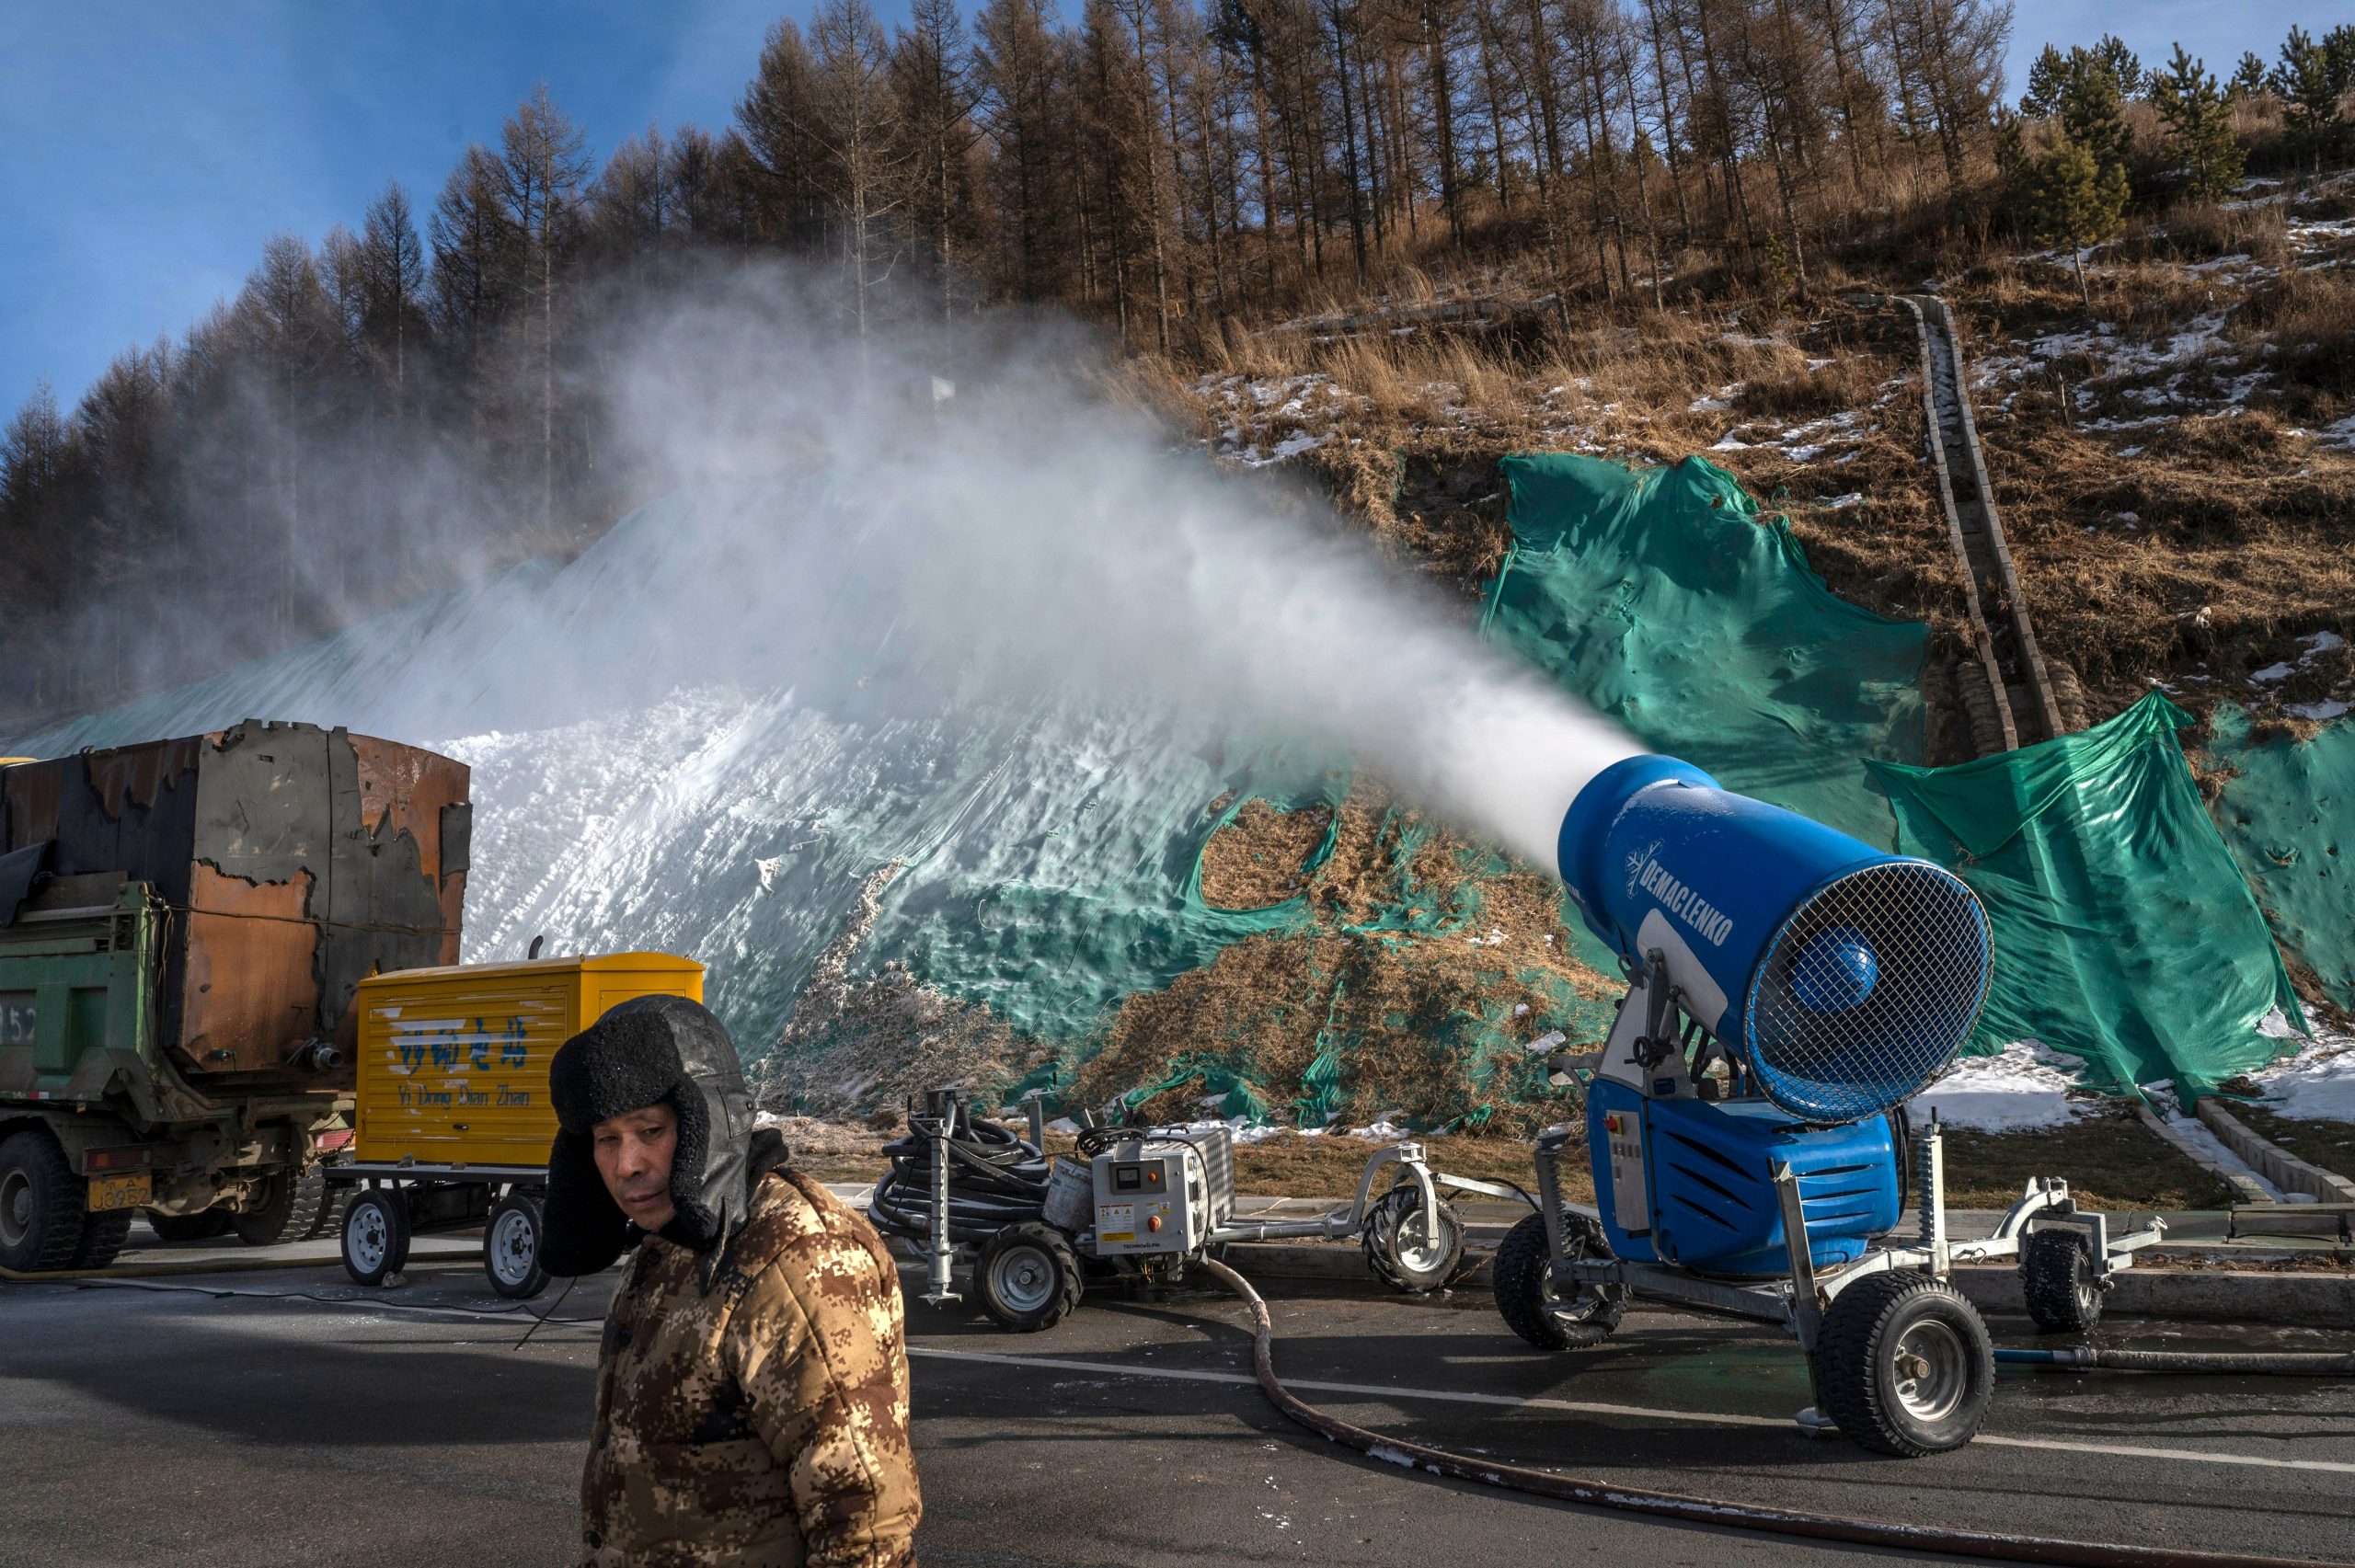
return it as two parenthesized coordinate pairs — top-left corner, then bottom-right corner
(1741, 862), (1991, 1124)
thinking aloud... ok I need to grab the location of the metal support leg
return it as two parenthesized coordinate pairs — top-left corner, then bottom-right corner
(1534, 1128), (1570, 1264)
(1774, 1161), (1832, 1436)
(1918, 1114), (1949, 1277)
(924, 1088), (960, 1305)
(1023, 1091), (1045, 1151)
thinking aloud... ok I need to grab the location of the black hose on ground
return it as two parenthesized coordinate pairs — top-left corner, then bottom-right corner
(1999, 1345), (2355, 1375)
(867, 1100), (1052, 1245)
(1198, 1256), (2314, 1568)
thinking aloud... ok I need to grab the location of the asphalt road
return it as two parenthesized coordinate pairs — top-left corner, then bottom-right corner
(5, 1234), (2354, 1567)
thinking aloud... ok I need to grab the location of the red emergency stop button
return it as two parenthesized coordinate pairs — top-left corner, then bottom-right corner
(1147, 1214), (1163, 1231)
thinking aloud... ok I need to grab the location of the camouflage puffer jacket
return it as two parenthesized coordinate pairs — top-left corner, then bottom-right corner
(580, 1170), (920, 1567)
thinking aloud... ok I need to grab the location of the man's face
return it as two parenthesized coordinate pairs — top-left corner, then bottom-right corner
(592, 1102), (678, 1232)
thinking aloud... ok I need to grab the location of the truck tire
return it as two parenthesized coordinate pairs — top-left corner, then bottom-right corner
(483, 1190), (550, 1299)
(341, 1189), (411, 1288)
(0, 1129), (88, 1273)
(2020, 1228), (2103, 1333)
(1811, 1271), (1994, 1457)
(306, 1179), (352, 1242)
(146, 1209), (235, 1242)
(1492, 1208), (1624, 1351)
(71, 1207), (134, 1269)
(978, 1221), (1083, 1333)
(233, 1164), (328, 1247)
(1362, 1185), (1466, 1294)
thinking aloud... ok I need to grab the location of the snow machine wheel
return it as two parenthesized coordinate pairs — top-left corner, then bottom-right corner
(2020, 1228), (2103, 1333)
(71, 1207), (134, 1269)
(978, 1221), (1083, 1333)
(483, 1190), (550, 1299)
(1812, 1272), (1994, 1457)
(233, 1164), (327, 1247)
(1492, 1208), (1624, 1351)
(145, 1209), (235, 1243)
(0, 1128), (88, 1273)
(1363, 1185), (1466, 1294)
(341, 1189), (412, 1288)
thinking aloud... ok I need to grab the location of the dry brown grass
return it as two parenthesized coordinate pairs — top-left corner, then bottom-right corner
(1197, 799), (1333, 910)
(1941, 1109), (2240, 1210)
(1071, 784), (1616, 1134)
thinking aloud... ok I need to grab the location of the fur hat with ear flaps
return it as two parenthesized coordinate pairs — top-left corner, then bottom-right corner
(539, 994), (787, 1286)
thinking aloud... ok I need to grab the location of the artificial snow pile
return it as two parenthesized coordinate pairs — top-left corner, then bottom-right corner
(1906, 1041), (2091, 1132)
(2248, 1024), (2355, 1120)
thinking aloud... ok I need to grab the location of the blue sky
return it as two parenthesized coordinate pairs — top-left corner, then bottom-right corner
(0, 1), (2333, 416)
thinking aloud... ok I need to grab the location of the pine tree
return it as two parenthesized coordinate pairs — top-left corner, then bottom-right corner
(498, 85), (591, 532)
(2227, 52), (2267, 103)
(2088, 33), (2142, 100)
(2271, 26), (2342, 172)
(2152, 44), (2243, 203)
(2055, 46), (2133, 189)
(2020, 42), (2069, 118)
(2025, 128), (2126, 310)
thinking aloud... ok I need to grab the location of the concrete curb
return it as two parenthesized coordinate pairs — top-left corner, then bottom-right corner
(2134, 1104), (2271, 1205)
(1217, 1242), (2355, 1326)
(2195, 1101), (2355, 1204)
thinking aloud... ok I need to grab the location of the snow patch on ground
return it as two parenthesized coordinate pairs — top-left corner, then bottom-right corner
(2248, 1021), (2355, 1120)
(1908, 1042), (2091, 1131)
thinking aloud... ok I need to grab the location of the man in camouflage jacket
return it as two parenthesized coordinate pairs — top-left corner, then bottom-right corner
(542, 995), (920, 1566)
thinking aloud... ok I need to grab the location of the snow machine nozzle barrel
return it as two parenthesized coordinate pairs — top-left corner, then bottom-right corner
(1556, 754), (1993, 1124)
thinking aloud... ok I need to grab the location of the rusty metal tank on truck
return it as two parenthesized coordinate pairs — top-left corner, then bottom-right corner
(0, 721), (468, 1272)
(330, 952), (704, 1298)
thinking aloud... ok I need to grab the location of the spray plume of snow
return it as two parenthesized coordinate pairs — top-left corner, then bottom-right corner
(7, 268), (1635, 1047)
(555, 268), (1635, 869)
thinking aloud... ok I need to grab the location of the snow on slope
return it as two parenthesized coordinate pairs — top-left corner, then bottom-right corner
(6, 493), (1258, 1060)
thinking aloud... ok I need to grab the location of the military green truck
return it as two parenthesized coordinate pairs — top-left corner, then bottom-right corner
(0, 721), (469, 1272)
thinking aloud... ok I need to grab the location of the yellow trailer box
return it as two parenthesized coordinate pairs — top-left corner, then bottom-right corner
(352, 953), (705, 1168)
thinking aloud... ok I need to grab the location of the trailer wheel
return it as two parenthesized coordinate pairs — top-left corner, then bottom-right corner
(341, 1190), (412, 1288)
(1492, 1208), (1624, 1351)
(0, 1129), (88, 1273)
(2020, 1228), (2102, 1333)
(484, 1190), (550, 1299)
(1362, 1185), (1465, 1294)
(146, 1209), (235, 1243)
(1811, 1272), (1993, 1457)
(233, 1164), (328, 1248)
(978, 1221), (1082, 1333)
(71, 1208), (133, 1269)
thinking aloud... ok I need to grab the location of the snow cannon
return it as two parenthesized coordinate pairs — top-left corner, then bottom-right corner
(1552, 755), (1993, 1275)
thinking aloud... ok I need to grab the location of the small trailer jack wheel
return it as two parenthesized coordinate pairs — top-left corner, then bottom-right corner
(1492, 1208), (1624, 1351)
(1810, 1272), (1993, 1456)
(978, 1221), (1083, 1333)
(1362, 1185), (1466, 1294)
(484, 1190), (550, 1299)
(341, 1190), (412, 1288)
(2020, 1228), (2102, 1333)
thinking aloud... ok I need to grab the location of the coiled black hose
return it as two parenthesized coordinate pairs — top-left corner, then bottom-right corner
(867, 1100), (1053, 1244)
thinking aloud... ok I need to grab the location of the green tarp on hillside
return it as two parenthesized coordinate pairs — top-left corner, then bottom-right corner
(1488, 454), (1927, 850)
(1869, 693), (2303, 1101)
(2207, 704), (2355, 1012)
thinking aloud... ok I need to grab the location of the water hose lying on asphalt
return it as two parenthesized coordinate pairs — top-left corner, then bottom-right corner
(1198, 1256), (2320, 1568)
(1996, 1345), (2355, 1375)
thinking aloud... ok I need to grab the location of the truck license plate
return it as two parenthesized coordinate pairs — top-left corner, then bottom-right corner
(87, 1173), (152, 1212)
